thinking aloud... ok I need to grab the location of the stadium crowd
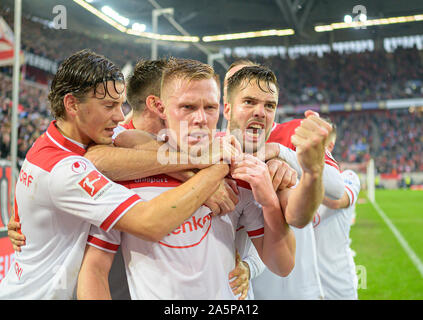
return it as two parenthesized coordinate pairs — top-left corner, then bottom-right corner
(227, 46), (423, 105)
(328, 109), (423, 174)
(1, 5), (423, 174)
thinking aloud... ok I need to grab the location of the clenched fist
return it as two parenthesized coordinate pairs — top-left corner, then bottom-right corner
(291, 110), (332, 176)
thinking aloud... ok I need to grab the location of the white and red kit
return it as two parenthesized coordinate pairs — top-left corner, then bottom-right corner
(0, 121), (142, 299)
(253, 119), (342, 300)
(87, 176), (264, 300)
(234, 226), (265, 300)
(112, 120), (135, 140)
(313, 170), (360, 300)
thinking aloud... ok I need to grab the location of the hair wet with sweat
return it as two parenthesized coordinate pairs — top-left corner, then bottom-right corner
(48, 49), (124, 120)
(226, 65), (279, 104)
(224, 59), (258, 83)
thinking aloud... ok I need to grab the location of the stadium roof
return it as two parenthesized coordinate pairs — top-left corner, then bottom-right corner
(4, 0), (423, 49)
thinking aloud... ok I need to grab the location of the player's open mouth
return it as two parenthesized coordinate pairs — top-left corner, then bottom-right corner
(245, 122), (265, 140)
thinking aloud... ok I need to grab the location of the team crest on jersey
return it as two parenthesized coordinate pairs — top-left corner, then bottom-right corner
(78, 170), (110, 198)
(71, 160), (88, 174)
(159, 207), (212, 249)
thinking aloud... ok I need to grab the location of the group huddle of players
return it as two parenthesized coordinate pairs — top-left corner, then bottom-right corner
(0, 50), (360, 300)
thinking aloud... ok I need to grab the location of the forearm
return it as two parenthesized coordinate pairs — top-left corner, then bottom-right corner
(115, 164), (228, 241)
(278, 144), (343, 199)
(85, 144), (203, 181)
(166, 169), (196, 182)
(243, 242), (266, 279)
(77, 246), (113, 300)
(322, 191), (350, 210)
(260, 202), (296, 277)
(282, 172), (324, 228)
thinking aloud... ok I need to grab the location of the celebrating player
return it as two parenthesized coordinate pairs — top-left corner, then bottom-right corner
(223, 62), (343, 300)
(77, 58), (296, 299)
(0, 50), (230, 299)
(313, 126), (361, 300)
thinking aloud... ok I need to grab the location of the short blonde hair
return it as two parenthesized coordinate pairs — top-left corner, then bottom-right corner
(161, 57), (220, 95)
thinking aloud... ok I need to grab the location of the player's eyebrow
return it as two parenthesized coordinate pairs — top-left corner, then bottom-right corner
(242, 95), (258, 101)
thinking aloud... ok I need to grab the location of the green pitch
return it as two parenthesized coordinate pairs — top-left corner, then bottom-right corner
(351, 189), (423, 299)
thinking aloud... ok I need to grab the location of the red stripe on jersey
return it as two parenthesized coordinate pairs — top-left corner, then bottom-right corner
(87, 235), (119, 252)
(26, 121), (87, 172)
(236, 225), (245, 232)
(247, 227), (264, 238)
(14, 195), (22, 235)
(325, 158), (340, 171)
(121, 120), (135, 130)
(46, 121), (86, 155)
(119, 174), (182, 189)
(345, 185), (355, 206)
(100, 194), (141, 231)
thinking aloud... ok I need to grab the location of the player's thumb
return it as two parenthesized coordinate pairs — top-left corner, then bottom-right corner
(235, 250), (241, 263)
(304, 109), (320, 118)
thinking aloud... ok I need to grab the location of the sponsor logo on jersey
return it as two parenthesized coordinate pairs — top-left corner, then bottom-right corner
(78, 170), (109, 197)
(159, 208), (212, 249)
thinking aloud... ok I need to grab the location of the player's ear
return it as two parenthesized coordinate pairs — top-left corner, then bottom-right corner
(63, 93), (79, 117)
(327, 141), (335, 153)
(145, 95), (161, 117)
(152, 97), (167, 121)
(223, 102), (231, 121)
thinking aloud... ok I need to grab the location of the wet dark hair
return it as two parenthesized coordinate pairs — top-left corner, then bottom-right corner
(126, 59), (167, 113)
(48, 49), (124, 120)
(226, 65), (279, 103)
(224, 59), (258, 82)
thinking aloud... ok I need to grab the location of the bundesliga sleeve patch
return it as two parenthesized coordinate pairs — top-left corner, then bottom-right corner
(78, 170), (110, 198)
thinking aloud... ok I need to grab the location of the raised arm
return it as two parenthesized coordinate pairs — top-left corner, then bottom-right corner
(266, 142), (344, 200)
(276, 111), (331, 228)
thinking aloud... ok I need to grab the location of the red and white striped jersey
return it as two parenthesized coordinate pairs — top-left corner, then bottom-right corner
(88, 175), (264, 300)
(0, 121), (142, 299)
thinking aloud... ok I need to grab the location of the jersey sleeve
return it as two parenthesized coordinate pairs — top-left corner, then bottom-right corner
(112, 124), (127, 141)
(242, 239), (266, 279)
(238, 188), (264, 239)
(49, 156), (143, 232)
(87, 225), (121, 254)
(342, 170), (361, 207)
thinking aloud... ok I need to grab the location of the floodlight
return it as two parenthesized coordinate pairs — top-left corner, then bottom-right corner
(344, 15), (353, 23)
(132, 23), (146, 32)
(101, 5), (129, 27)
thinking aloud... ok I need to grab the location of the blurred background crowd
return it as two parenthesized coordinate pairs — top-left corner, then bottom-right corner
(1, 5), (422, 175)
